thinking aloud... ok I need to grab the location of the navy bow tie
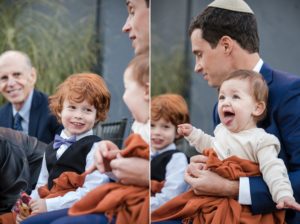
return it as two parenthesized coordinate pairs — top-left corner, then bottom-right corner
(53, 134), (76, 149)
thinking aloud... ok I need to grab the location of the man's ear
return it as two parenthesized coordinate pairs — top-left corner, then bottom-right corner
(144, 82), (150, 101)
(219, 36), (233, 55)
(252, 101), (266, 117)
(30, 67), (37, 85)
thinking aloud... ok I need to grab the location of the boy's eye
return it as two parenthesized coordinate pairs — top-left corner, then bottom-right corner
(233, 94), (240, 99)
(84, 108), (93, 112)
(163, 125), (170, 129)
(150, 124), (155, 128)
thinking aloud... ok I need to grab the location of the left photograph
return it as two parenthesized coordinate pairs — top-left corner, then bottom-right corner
(0, 0), (150, 224)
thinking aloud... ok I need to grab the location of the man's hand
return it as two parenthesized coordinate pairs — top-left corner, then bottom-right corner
(29, 199), (47, 214)
(185, 155), (239, 198)
(16, 213), (27, 224)
(189, 154), (209, 171)
(110, 154), (149, 187)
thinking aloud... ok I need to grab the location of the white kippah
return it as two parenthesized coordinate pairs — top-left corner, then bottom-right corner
(208, 0), (254, 14)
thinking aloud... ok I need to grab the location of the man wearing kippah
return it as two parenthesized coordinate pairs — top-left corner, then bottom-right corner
(153, 0), (300, 223)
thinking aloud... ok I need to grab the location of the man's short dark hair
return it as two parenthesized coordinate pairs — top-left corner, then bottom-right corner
(189, 7), (259, 53)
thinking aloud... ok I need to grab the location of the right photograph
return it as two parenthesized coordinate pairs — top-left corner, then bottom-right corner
(150, 0), (300, 224)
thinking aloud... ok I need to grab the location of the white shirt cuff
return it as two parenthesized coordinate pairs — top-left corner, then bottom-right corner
(238, 177), (252, 205)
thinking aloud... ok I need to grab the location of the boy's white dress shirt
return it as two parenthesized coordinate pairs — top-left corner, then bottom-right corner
(31, 129), (109, 211)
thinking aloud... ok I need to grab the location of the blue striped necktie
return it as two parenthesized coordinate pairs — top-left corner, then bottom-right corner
(13, 112), (23, 131)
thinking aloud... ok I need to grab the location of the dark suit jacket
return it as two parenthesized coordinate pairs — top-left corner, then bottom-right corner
(0, 89), (63, 144)
(0, 127), (47, 214)
(213, 63), (300, 223)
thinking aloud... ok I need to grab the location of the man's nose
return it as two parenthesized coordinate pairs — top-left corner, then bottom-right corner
(7, 76), (17, 86)
(122, 17), (131, 33)
(194, 62), (203, 73)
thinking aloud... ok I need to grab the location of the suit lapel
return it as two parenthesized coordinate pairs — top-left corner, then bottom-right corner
(28, 90), (41, 136)
(260, 63), (273, 84)
(5, 104), (14, 128)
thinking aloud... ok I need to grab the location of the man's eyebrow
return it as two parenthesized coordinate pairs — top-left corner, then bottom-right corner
(125, 0), (130, 6)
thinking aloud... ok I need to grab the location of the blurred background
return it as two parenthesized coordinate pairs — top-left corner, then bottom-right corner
(0, 0), (133, 126)
(152, 0), (300, 135)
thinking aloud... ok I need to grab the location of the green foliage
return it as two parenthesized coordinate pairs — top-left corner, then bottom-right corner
(151, 47), (190, 98)
(0, 0), (99, 104)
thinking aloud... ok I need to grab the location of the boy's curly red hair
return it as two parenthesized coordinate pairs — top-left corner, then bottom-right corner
(151, 94), (190, 127)
(49, 73), (110, 124)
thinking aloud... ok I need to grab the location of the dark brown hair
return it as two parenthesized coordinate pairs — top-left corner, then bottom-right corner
(189, 7), (259, 53)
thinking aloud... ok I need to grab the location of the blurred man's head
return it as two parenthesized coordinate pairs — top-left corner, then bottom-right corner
(122, 0), (149, 55)
(0, 50), (37, 111)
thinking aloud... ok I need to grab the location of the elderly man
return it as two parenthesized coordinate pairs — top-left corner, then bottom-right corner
(0, 50), (62, 143)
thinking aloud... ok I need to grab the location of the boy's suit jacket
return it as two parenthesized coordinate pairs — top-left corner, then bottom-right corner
(0, 89), (63, 144)
(213, 63), (300, 224)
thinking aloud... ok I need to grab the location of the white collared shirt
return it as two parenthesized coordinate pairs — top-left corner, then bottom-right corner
(238, 58), (263, 205)
(151, 143), (189, 211)
(30, 129), (109, 211)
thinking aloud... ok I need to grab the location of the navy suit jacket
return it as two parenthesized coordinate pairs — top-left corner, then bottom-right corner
(213, 63), (300, 223)
(0, 89), (63, 144)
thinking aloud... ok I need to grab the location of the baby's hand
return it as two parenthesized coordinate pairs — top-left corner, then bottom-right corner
(177, 123), (193, 136)
(277, 196), (300, 211)
(93, 140), (120, 173)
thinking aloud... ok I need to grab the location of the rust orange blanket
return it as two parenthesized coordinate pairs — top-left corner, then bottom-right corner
(68, 133), (150, 224)
(0, 213), (16, 224)
(151, 148), (285, 224)
(38, 171), (87, 199)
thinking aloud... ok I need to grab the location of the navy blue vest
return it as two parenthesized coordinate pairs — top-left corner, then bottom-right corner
(46, 135), (101, 189)
(151, 149), (183, 182)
